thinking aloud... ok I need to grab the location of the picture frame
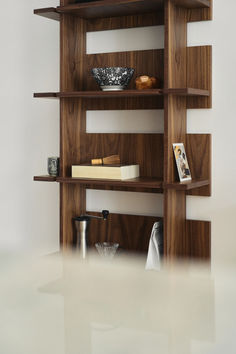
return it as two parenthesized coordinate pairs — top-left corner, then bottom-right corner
(173, 143), (192, 182)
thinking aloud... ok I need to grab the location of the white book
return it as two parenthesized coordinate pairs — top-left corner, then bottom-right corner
(72, 164), (140, 180)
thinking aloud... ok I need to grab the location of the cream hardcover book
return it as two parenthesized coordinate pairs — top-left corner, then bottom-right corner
(72, 164), (140, 180)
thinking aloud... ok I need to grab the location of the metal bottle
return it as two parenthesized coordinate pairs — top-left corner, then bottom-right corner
(73, 210), (109, 259)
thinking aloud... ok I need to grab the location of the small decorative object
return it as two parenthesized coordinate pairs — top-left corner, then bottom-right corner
(48, 157), (60, 177)
(145, 220), (163, 271)
(73, 210), (109, 260)
(173, 143), (192, 182)
(95, 242), (119, 259)
(91, 155), (121, 165)
(91, 67), (135, 91)
(135, 75), (161, 90)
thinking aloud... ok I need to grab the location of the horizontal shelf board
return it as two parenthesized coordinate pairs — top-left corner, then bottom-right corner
(34, 92), (57, 98)
(34, 0), (210, 21)
(57, 177), (163, 189)
(56, 0), (164, 19)
(34, 175), (57, 182)
(34, 88), (209, 99)
(58, 89), (163, 98)
(173, 0), (210, 8)
(34, 90), (162, 98)
(34, 176), (209, 192)
(163, 88), (210, 96)
(34, 8), (60, 21)
(163, 179), (210, 191)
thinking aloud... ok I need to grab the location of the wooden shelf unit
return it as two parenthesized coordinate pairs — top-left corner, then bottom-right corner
(34, 0), (212, 260)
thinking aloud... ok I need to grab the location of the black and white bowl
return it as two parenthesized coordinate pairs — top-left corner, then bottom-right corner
(91, 67), (135, 91)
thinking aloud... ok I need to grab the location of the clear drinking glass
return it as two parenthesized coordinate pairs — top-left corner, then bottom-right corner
(95, 242), (119, 259)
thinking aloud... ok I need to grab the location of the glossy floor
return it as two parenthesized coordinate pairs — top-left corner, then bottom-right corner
(1, 252), (235, 354)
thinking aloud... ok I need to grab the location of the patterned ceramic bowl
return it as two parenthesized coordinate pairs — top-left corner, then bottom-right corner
(92, 67), (135, 91)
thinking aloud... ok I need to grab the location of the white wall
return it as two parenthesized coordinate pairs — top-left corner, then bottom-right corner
(0, 0), (60, 253)
(0, 0), (235, 262)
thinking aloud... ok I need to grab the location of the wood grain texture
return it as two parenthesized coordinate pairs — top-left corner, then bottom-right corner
(87, 212), (161, 253)
(187, 219), (211, 259)
(34, 94), (164, 111)
(173, 0), (210, 8)
(186, 134), (211, 196)
(34, 8), (60, 21)
(80, 133), (163, 179)
(57, 0), (164, 19)
(87, 212), (211, 259)
(34, 1), (212, 25)
(34, 87), (209, 98)
(164, 1), (188, 259)
(83, 97), (164, 110)
(85, 49), (164, 91)
(187, 0), (212, 22)
(59, 90), (163, 98)
(187, 46), (212, 109)
(34, 46), (211, 110)
(33, 0), (212, 258)
(59, 132), (163, 194)
(87, 12), (164, 31)
(163, 178), (209, 190)
(34, 132), (211, 197)
(60, 184), (86, 247)
(60, 10), (87, 248)
(34, 93), (57, 98)
(56, 0), (210, 20)
(164, 88), (209, 96)
(33, 175), (57, 182)
(57, 177), (163, 190)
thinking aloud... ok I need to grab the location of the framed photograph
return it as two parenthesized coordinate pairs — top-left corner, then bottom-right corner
(173, 143), (192, 182)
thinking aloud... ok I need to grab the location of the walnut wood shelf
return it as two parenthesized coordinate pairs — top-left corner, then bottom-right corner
(34, 88), (209, 99)
(35, 0), (210, 21)
(34, 8), (60, 21)
(33, 0), (212, 260)
(34, 175), (57, 182)
(163, 179), (210, 191)
(57, 176), (163, 189)
(163, 88), (210, 96)
(34, 176), (210, 192)
(34, 90), (162, 99)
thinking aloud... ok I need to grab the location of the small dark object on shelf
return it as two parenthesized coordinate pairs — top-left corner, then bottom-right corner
(48, 157), (60, 177)
(135, 75), (161, 90)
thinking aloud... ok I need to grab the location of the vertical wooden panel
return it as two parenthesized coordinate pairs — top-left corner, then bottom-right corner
(60, 7), (87, 248)
(187, 220), (211, 259)
(187, 46), (212, 109)
(186, 134), (212, 197)
(164, 1), (188, 258)
(187, 0), (212, 22)
(86, 12), (164, 31)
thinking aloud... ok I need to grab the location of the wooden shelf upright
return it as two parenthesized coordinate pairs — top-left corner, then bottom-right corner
(34, 0), (212, 259)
